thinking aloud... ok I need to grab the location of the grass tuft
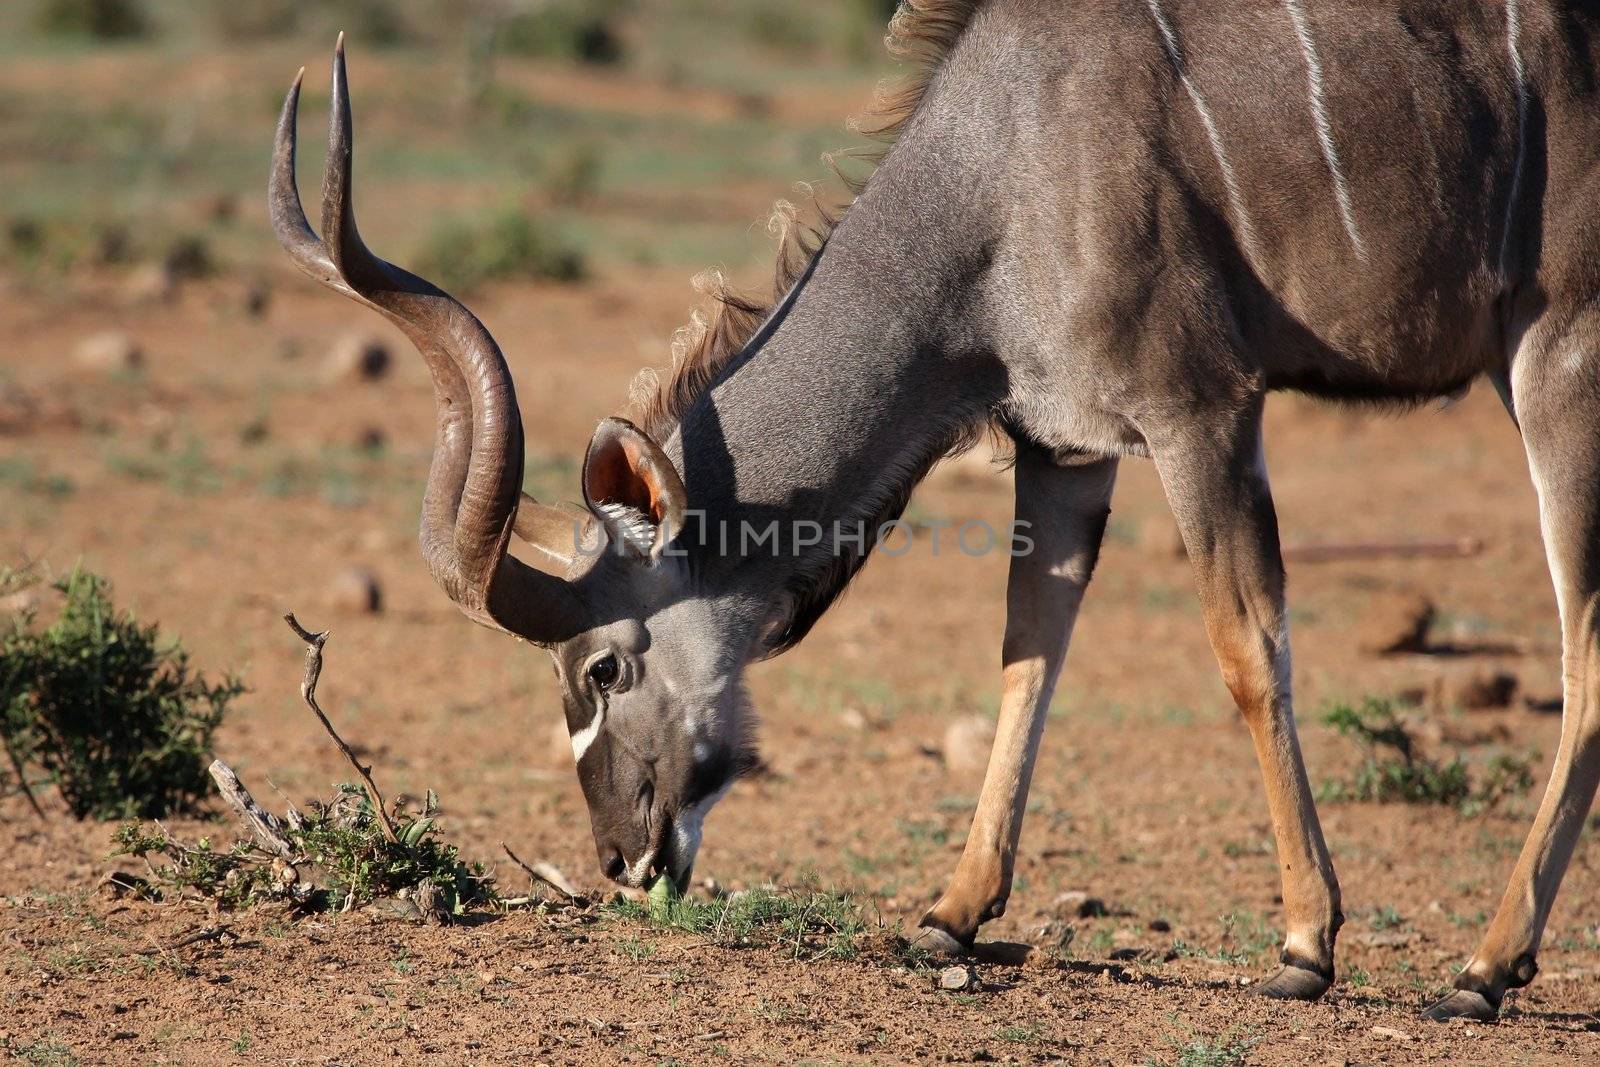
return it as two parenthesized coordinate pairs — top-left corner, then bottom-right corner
(608, 880), (869, 961)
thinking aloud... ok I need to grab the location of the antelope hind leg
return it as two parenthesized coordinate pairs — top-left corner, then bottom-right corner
(915, 451), (1116, 952)
(1425, 318), (1600, 1022)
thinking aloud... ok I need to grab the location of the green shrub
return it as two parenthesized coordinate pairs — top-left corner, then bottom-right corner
(1, 567), (240, 819)
(209, 2), (299, 42)
(1318, 697), (1535, 812)
(414, 208), (585, 292)
(498, 3), (626, 65)
(33, 0), (149, 40)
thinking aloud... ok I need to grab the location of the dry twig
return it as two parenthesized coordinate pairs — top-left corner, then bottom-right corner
(209, 759), (296, 858)
(501, 842), (586, 904)
(1281, 537), (1484, 563)
(283, 613), (398, 844)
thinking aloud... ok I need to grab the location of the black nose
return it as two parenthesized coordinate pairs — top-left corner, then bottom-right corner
(599, 845), (626, 883)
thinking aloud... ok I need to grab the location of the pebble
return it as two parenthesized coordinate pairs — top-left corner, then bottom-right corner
(73, 330), (143, 373)
(124, 261), (176, 303)
(1053, 890), (1108, 919)
(938, 965), (978, 992)
(327, 566), (383, 614)
(1370, 1025), (1414, 1042)
(941, 715), (995, 775)
(1432, 666), (1520, 710)
(1357, 591), (1435, 654)
(324, 332), (392, 383)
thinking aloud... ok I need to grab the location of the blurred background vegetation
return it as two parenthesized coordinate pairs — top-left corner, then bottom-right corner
(0, 0), (900, 292)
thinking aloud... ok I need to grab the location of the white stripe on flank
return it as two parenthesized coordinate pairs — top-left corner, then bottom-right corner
(1144, 0), (1261, 263)
(1500, 0), (1529, 280)
(570, 705), (604, 763)
(1284, 0), (1367, 261)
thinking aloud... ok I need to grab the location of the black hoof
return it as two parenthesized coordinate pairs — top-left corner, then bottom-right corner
(1421, 988), (1498, 1023)
(1250, 963), (1332, 1002)
(909, 924), (969, 958)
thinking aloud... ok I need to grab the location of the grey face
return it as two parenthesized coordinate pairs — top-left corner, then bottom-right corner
(551, 555), (758, 890)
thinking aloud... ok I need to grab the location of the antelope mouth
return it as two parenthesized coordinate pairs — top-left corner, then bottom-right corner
(656, 817), (697, 895)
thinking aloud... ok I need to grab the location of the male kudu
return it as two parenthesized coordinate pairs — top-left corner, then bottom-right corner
(273, 1), (1600, 1022)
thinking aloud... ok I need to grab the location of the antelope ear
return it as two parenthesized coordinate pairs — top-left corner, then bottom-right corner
(513, 493), (598, 571)
(582, 417), (687, 560)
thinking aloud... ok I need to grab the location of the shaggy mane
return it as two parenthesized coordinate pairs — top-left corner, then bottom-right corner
(627, 0), (987, 441)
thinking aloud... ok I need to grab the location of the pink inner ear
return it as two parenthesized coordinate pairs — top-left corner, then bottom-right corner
(588, 436), (665, 523)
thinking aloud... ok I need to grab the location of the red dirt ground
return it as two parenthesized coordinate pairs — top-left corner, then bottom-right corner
(3, 260), (1599, 1064)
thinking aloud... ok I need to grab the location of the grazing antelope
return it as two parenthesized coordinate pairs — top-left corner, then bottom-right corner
(274, 0), (1600, 1022)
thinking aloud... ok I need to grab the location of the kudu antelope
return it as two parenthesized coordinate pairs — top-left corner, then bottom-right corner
(274, 1), (1600, 1021)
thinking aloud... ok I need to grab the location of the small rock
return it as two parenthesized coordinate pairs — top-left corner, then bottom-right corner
(124, 261), (176, 303)
(327, 566), (382, 614)
(1370, 1025), (1414, 1042)
(938, 965), (978, 992)
(1357, 591), (1435, 654)
(73, 331), (143, 373)
(838, 707), (869, 732)
(1433, 666), (1520, 710)
(1027, 919), (1076, 949)
(1052, 890), (1108, 919)
(324, 332), (392, 383)
(942, 715), (996, 775)
(1148, 918), (1171, 933)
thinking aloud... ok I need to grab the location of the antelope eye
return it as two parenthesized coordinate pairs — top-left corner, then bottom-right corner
(587, 653), (620, 692)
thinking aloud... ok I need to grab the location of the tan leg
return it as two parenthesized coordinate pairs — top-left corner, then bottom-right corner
(916, 449), (1118, 949)
(1426, 333), (1600, 1021)
(1153, 409), (1342, 999)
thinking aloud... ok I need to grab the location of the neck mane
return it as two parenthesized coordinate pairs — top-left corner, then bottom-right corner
(627, 0), (987, 445)
(630, 1), (1007, 660)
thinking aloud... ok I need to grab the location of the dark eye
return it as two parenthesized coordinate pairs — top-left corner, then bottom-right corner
(587, 653), (620, 692)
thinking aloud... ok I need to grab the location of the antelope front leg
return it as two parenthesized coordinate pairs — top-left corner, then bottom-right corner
(915, 449), (1118, 951)
(1153, 409), (1342, 1000)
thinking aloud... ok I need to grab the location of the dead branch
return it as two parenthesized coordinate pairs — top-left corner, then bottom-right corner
(501, 842), (585, 904)
(3, 738), (45, 819)
(1281, 537), (1485, 563)
(138, 925), (233, 955)
(283, 613), (399, 844)
(209, 759), (296, 859)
